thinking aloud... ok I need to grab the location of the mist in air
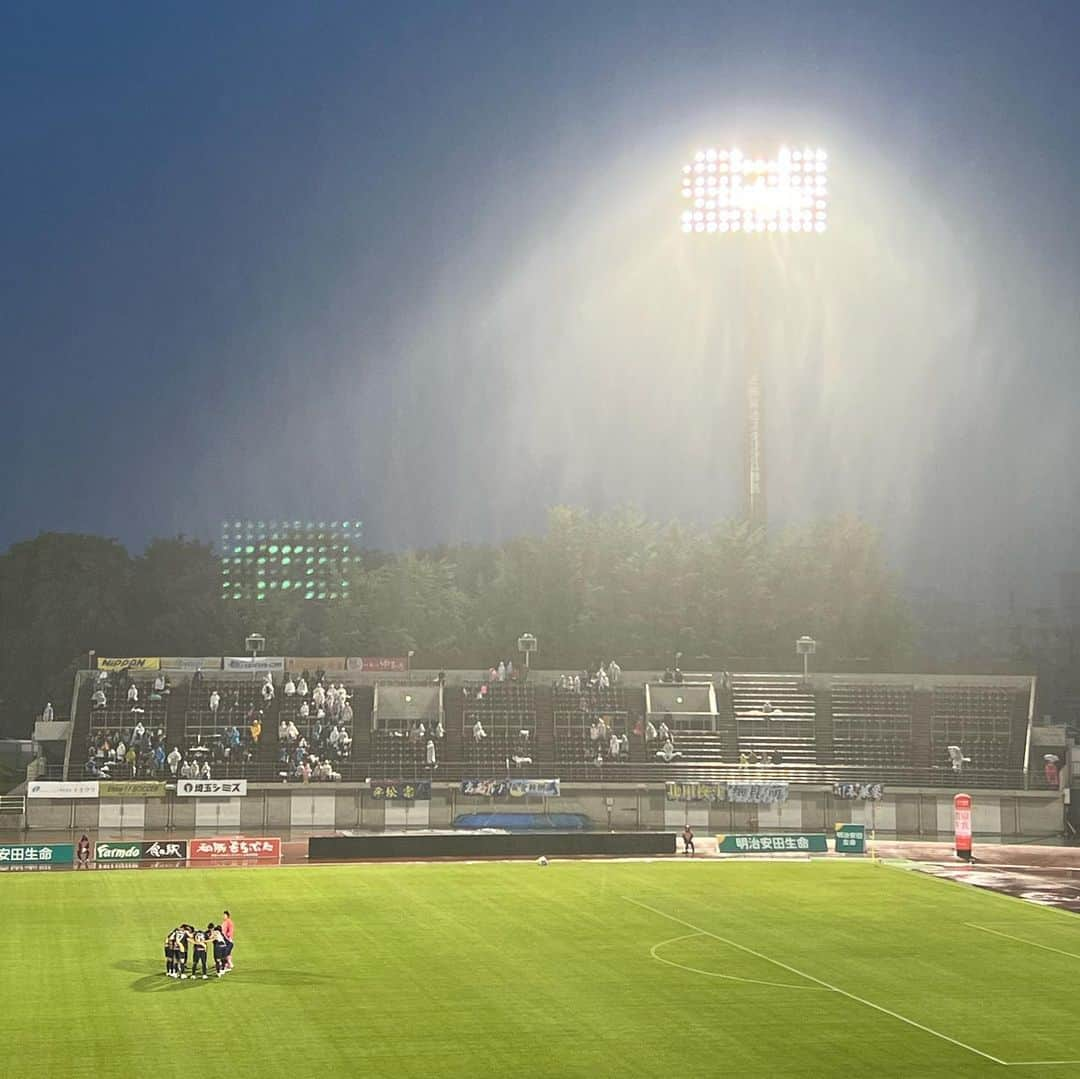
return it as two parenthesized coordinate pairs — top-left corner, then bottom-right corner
(2, 3), (1078, 608)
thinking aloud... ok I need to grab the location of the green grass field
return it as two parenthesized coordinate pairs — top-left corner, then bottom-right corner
(4, 859), (1080, 1078)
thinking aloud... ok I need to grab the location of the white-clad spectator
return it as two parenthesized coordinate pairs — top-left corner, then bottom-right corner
(472, 719), (487, 742)
(496, 661), (506, 682)
(506, 660), (514, 680)
(284, 676), (296, 696)
(340, 729), (352, 756)
(573, 674), (581, 692)
(299, 700), (310, 719)
(426, 738), (437, 768)
(435, 718), (444, 739)
(312, 683), (325, 709)
(608, 660), (621, 685)
(597, 717), (609, 743)
(209, 690), (220, 715)
(297, 676), (309, 697)
(619, 732), (629, 757)
(416, 721), (426, 741)
(286, 719), (299, 742)
(656, 739), (682, 762)
(947, 745), (970, 773)
(153, 672), (166, 693)
(200, 760), (211, 780)
(116, 739), (126, 760)
(658, 719), (671, 742)
(342, 701), (354, 725)
(645, 719), (658, 742)
(278, 718), (288, 741)
(328, 724), (341, 748)
(609, 733), (620, 759)
(180, 759), (195, 779)
(43, 701), (54, 722)
(261, 679), (274, 703)
(597, 666), (610, 689)
(166, 746), (182, 776)
(133, 720), (146, 745)
(91, 688), (107, 710)
(127, 683), (139, 704)
(589, 721), (600, 743)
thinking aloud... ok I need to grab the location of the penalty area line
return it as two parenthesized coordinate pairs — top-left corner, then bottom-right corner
(965, 923), (1080, 961)
(622, 895), (1007, 1066)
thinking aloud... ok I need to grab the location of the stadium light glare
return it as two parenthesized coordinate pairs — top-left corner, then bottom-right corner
(680, 145), (828, 235)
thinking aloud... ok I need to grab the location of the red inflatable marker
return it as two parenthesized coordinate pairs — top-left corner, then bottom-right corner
(954, 792), (973, 861)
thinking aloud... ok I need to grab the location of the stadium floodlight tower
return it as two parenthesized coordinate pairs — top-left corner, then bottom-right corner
(680, 145), (828, 531)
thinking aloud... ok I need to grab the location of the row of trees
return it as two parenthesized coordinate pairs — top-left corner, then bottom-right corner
(0, 508), (912, 737)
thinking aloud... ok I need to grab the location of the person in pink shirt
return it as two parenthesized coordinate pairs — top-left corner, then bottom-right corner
(222, 910), (235, 970)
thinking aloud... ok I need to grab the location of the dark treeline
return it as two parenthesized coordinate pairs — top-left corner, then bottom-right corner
(0, 508), (911, 737)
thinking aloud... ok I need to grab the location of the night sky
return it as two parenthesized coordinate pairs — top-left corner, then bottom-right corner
(3, 2), (1079, 605)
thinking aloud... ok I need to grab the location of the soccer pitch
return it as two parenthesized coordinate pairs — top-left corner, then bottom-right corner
(5, 859), (1080, 1078)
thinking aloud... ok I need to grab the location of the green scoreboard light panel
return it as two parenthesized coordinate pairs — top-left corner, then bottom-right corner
(220, 519), (363, 601)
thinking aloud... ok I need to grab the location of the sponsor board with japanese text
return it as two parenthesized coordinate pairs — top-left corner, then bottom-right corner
(834, 824), (866, 854)
(94, 840), (188, 861)
(0, 843), (74, 865)
(286, 657), (347, 672)
(715, 833), (828, 854)
(368, 780), (431, 800)
(176, 779), (248, 797)
(96, 657), (160, 671)
(188, 837), (280, 860)
(27, 780), (99, 799)
(460, 779), (561, 798)
(833, 782), (884, 801)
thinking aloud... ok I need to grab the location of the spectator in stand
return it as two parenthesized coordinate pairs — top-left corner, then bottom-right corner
(596, 665), (610, 690)
(340, 729), (352, 757)
(284, 675), (296, 697)
(434, 718), (444, 739)
(298, 699), (310, 719)
(127, 683), (139, 705)
(180, 759), (195, 779)
(645, 719), (658, 743)
(608, 732), (620, 759)
(739, 750), (750, 767)
(947, 745), (969, 773)
(506, 660), (514, 680)
(85, 756), (101, 777)
(261, 678), (274, 704)
(153, 672), (167, 697)
(426, 738), (437, 769)
(342, 700), (354, 726)
(124, 745), (136, 771)
(769, 748), (784, 766)
(167, 746), (182, 776)
(278, 717), (288, 742)
(619, 732), (629, 758)
(209, 690), (220, 716)
(153, 743), (166, 773)
(42, 701), (54, 722)
(91, 687), (107, 710)
(286, 719), (299, 743)
(658, 718), (672, 743)
(473, 719), (487, 742)
(296, 675), (308, 697)
(608, 660), (621, 685)
(1044, 754), (1061, 788)
(200, 760), (212, 780)
(328, 724), (341, 752)
(132, 719), (146, 746)
(656, 739), (682, 762)
(312, 683), (326, 710)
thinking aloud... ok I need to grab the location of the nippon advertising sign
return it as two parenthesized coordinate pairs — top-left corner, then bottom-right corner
(0, 843), (74, 865)
(188, 837), (281, 861)
(96, 657), (160, 671)
(27, 780), (100, 799)
(176, 779), (248, 797)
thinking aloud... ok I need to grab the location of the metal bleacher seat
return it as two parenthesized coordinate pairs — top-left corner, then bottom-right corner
(832, 682), (914, 767)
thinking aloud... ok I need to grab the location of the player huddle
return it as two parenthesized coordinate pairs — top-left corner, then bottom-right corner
(165, 910), (235, 980)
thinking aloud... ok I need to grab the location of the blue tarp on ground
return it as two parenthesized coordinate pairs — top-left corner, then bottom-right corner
(452, 812), (591, 831)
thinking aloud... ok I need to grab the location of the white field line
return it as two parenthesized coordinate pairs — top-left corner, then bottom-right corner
(622, 895), (1010, 1065)
(965, 923), (1080, 961)
(650, 931), (826, 991)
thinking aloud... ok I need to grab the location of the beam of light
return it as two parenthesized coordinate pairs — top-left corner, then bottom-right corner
(680, 146), (828, 234)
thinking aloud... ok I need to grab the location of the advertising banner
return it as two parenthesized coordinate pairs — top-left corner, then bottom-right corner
(94, 842), (142, 862)
(142, 840), (188, 861)
(724, 782), (789, 805)
(188, 837), (280, 861)
(347, 657), (408, 672)
(954, 792), (973, 860)
(0, 843), (74, 865)
(96, 657), (160, 671)
(176, 779), (248, 797)
(98, 780), (167, 798)
(834, 824), (866, 854)
(160, 657), (223, 671)
(27, 780), (99, 799)
(223, 656), (285, 672)
(368, 780), (431, 801)
(459, 779), (561, 798)
(286, 657), (347, 672)
(665, 781), (726, 803)
(716, 833), (827, 854)
(833, 782), (884, 801)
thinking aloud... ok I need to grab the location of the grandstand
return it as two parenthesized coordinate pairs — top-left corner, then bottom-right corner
(48, 665), (1039, 790)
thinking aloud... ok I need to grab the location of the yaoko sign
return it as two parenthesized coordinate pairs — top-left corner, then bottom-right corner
(954, 792), (973, 861)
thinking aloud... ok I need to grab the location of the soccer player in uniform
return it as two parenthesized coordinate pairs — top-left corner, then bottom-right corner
(221, 910), (234, 970)
(165, 931), (176, 977)
(191, 930), (209, 979)
(211, 926), (227, 977)
(176, 925), (192, 978)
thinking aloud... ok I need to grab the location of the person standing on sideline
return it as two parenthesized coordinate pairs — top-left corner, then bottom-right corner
(76, 833), (91, 867)
(222, 910), (234, 970)
(682, 824), (695, 857)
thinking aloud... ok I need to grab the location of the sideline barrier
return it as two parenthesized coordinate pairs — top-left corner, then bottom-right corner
(309, 831), (676, 861)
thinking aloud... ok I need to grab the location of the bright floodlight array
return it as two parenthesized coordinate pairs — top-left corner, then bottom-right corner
(220, 519), (363, 601)
(680, 146), (828, 234)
